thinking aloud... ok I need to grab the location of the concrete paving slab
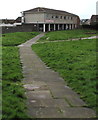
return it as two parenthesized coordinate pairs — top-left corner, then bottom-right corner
(40, 99), (70, 107)
(27, 98), (70, 108)
(50, 89), (86, 106)
(27, 99), (42, 107)
(26, 90), (52, 100)
(27, 107), (63, 118)
(61, 107), (96, 118)
(46, 81), (66, 86)
(23, 83), (48, 91)
(65, 95), (87, 107)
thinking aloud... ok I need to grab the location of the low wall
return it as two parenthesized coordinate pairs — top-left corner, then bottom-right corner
(2, 24), (38, 34)
(80, 24), (98, 30)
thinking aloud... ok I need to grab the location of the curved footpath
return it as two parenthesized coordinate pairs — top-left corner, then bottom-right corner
(35, 36), (97, 44)
(18, 33), (96, 118)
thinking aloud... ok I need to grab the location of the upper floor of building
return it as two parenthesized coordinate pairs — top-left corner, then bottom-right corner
(21, 7), (80, 25)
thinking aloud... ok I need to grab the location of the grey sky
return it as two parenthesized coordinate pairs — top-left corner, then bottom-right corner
(0, 0), (97, 19)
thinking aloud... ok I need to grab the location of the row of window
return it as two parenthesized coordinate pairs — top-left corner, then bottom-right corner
(51, 15), (73, 20)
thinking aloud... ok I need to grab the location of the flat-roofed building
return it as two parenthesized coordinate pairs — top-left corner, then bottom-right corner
(21, 7), (80, 32)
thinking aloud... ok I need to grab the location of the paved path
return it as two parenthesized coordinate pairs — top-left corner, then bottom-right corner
(18, 33), (96, 118)
(36, 36), (97, 44)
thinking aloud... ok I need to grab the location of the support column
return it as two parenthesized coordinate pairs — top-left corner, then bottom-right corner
(43, 24), (46, 32)
(72, 24), (74, 29)
(75, 24), (77, 28)
(49, 24), (50, 31)
(58, 24), (60, 30)
(21, 17), (24, 23)
(66, 24), (68, 30)
(54, 24), (56, 31)
(62, 24), (64, 30)
(70, 24), (72, 30)
(69, 24), (71, 29)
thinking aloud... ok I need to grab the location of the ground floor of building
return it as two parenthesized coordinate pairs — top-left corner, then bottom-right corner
(2, 23), (78, 34)
(34, 23), (77, 32)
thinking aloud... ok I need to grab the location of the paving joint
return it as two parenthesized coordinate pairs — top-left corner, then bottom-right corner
(64, 97), (73, 107)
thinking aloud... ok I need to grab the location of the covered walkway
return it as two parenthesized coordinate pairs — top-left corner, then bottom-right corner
(37, 23), (77, 32)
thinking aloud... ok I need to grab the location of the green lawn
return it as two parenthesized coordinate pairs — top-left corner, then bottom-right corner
(2, 47), (28, 119)
(39, 29), (97, 42)
(2, 32), (39, 119)
(2, 32), (39, 46)
(0, 35), (2, 120)
(2, 30), (97, 119)
(32, 39), (97, 111)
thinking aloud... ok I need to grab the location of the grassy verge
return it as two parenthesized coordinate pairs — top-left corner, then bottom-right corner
(32, 39), (97, 111)
(38, 29), (97, 42)
(2, 47), (28, 119)
(0, 39), (2, 120)
(2, 32), (39, 46)
(2, 32), (39, 119)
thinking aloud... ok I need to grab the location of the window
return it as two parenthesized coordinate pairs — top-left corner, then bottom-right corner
(64, 16), (66, 19)
(60, 16), (62, 19)
(71, 17), (73, 20)
(52, 16), (54, 18)
(56, 16), (58, 18)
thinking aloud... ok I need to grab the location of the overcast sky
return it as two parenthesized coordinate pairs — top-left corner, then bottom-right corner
(0, 0), (97, 19)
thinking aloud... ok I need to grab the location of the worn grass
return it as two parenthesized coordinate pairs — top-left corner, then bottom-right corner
(2, 32), (39, 119)
(39, 29), (97, 42)
(32, 39), (97, 111)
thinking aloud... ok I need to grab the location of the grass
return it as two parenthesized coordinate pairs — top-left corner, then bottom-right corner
(32, 38), (97, 111)
(39, 29), (97, 42)
(0, 35), (2, 120)
(2, 47), (28, 119)
(2, 32), (39, 119)
(2, 32), (39, 46)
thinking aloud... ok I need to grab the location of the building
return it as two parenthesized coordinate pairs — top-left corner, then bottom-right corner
(90, 15), (98, 25)
(0, 19), (15, 27)
(80, 19), (90, 25)
(0, 18), (22, 27)
(1, 19), (15, 24)
(21, 7), (80, 32)
(15, 17), (21, 23)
